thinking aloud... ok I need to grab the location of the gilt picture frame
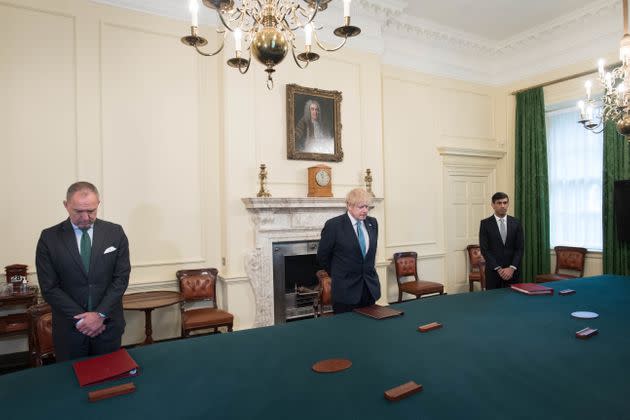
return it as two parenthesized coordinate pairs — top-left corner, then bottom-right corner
(286, 84), (343, 162)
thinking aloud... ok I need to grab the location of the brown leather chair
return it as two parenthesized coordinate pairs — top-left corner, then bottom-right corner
(176, 268), (234, 337)
(313, 270), (333, 317)
(466, 245), (486, 292)
(27, 303), (55, 367)
(534, 246), (587, 283)
(393, 252), (444, 303)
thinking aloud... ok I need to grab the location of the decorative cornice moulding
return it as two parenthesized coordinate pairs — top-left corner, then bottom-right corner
(356, 0), (408, 19)
(384, 0), (618, 56)
(494, 0), (618, 54)
(386, 15), (497, 56)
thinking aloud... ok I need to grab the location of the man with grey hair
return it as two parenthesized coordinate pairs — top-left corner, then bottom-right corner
(36, 181), (130, 361)
(295, 99), (334, 154)
(317, 188), (381, 313)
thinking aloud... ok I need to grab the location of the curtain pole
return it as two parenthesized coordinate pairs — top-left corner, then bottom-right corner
(510, 62), (622, 96)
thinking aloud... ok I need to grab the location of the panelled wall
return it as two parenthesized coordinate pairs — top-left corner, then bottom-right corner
(1, 0), (507, 354)
(1, 0), (222, 352)
(381, 67), (507, 296)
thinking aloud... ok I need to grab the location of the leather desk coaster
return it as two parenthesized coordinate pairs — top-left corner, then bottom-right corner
(384, 381), (423, 401)
(418, 322), (442, 332)
(88, 382), (136, 402)
(353, 304), (404, 320)
(312, 358), (352, 373)
(575, 327), (598, 339)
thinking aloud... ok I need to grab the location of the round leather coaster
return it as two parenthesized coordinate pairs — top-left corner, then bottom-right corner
(312, 358), (352, 373)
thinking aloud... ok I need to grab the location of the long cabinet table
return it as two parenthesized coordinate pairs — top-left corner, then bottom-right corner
(2, 275), (629, 419)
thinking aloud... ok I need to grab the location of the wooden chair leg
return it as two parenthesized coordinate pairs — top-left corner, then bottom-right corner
(398, 291), (402, 303)
(469, 280), (474, 292)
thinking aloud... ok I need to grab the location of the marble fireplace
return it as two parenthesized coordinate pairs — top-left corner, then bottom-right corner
(242, 197), (350, 327)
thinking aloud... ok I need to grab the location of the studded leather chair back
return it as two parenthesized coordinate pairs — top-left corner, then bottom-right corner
(178, 270), (217, 304)
(466, 245), (486, 291)
(28, 303), (55, 366)
(393, 252), (419, 281)
(554, 246), (587, 275)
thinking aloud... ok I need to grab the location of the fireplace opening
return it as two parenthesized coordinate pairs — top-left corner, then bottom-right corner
(284, 255), (319, 292)
(272, 241), (323, 323)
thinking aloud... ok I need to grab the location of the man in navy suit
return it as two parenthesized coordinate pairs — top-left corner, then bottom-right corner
(317, 188), (380, 313)
(479, 192), (525, 290)
(36, 182), (130, 361)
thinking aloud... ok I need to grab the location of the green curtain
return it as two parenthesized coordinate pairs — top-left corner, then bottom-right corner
(514, 87), (550, 282)
(603, 121), (630, 275)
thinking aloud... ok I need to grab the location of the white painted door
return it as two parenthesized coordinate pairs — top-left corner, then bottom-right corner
(444, 170), (494, 293)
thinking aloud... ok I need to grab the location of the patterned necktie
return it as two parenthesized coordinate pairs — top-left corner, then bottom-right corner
(499, 218), (507, 245)
(80, 228), (91, 272)
(357, 221), (367, 257)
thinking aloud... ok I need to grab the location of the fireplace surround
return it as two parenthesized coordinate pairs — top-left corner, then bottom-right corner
(242, 197), (382, 327)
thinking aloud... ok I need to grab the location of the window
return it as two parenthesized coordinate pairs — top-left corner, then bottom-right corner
(545, 106), (603, 251)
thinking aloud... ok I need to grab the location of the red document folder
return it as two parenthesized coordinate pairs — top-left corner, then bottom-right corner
(73, 348), (139, 387)
(510, 283), (554, 295)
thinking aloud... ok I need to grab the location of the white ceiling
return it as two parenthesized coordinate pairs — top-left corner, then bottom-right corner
(92, 0), (624, 85)
(404, 0), (600, 41)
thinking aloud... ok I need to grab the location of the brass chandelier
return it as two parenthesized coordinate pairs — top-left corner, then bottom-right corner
(578, 0), (630, 142)
(181, 0), (361, 89)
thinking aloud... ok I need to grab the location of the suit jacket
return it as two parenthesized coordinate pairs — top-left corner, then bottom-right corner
(317, 213), (380, 305)
(36, 218), (130, 341)
(479, 215), (524, 282)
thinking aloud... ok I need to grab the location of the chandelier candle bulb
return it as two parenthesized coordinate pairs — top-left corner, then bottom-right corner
(234, 29), (242, 53)
(304, 23), (313, 47)
(343, 0), (351, 18)
(585, 80), (592, 100)
(189, 0), (199, 27)
(618, 84), (626, 102)
(577, 101), (586, 119)
(598, 59), (605, 76)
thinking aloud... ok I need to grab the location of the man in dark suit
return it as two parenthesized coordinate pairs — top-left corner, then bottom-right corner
(317, 188), (380, 313)
(479, 192), (525, 290)
(36, 181), (130, 361)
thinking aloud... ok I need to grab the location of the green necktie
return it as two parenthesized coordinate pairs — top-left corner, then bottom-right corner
(80, 228), (91, 273)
